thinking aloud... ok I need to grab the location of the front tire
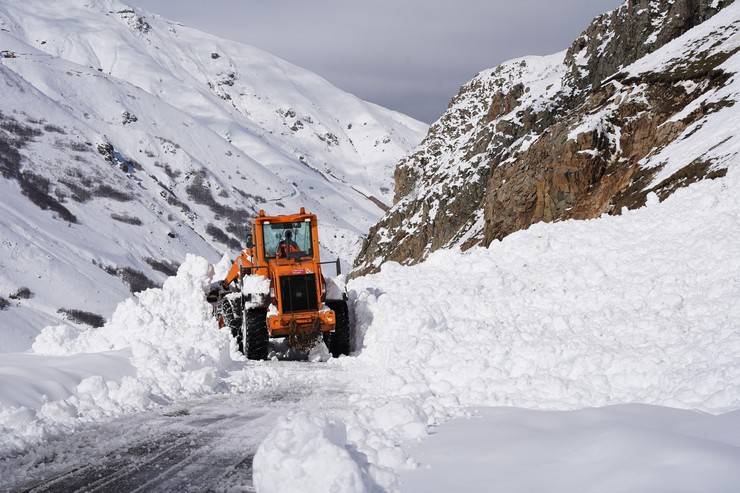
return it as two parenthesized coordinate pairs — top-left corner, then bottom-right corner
(324, 300), (351, 357)
(219, 297), (244, 353)
(243, 307), (269, 360)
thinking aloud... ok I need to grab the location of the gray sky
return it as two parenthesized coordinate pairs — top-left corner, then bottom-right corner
(129, 0), (622, 123)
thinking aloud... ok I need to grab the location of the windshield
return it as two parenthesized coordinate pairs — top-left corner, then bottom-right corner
(262, 220), (313, 259)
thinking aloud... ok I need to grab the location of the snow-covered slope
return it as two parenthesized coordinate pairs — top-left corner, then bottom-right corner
(0, 0), (426, 348)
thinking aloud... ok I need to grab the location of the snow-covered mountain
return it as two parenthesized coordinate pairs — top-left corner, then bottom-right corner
(0, 0), (426, 349)
(354, 0), (738, 275)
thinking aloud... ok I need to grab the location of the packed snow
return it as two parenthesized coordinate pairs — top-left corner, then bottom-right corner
(254, 413), (374, 493)
(401, 405), (740, 493)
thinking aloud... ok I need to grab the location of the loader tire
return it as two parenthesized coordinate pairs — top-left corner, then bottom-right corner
(220, 297), (244, 353)
(243, 307), (269, 360)
(325, 300), (351, 357)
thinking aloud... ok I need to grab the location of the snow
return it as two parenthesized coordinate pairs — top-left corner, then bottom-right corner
(252, 161), (740, 491)
(253, 413), (373, 493)
(401, 405), (740, 493)
(307, 340), (331, 363)
(351, 170), (740, 414)
(0, 351), (134, 410)
(331, 165), (739, 490)
(325, 274), (348, 300)
(242, 274), (271, 297)
(1, 255), (237, 452)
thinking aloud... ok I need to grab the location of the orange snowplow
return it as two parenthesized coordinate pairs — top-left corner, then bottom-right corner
(207, 208), (351, 360)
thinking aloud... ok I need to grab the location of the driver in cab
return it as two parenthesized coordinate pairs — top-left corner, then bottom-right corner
(276, 230), (300, 258)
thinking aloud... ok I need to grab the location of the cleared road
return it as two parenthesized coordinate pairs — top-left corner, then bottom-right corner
(2, 361), (349, 493)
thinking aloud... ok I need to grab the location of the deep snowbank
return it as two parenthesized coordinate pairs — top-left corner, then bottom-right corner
(350, 177), (740, 414)
(0, 352), (134, 410)
(337, 171), (740, 488)
(252, 169), (740, 492)
(0, 255), (243, 453)
(33, 255), (234, 396)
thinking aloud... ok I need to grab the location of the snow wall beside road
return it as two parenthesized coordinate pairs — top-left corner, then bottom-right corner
(253, 168), (740, 493)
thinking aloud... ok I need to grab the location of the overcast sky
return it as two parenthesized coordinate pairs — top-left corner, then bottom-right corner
(129, 0), (622, 123)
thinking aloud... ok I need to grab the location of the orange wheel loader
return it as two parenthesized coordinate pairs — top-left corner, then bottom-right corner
(207, 208), (351, 360)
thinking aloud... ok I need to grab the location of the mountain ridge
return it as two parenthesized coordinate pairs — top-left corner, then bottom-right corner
(353, 0), (738, 276)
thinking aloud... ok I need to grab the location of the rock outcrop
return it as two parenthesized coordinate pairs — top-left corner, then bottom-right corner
(354, 0), (738, 276)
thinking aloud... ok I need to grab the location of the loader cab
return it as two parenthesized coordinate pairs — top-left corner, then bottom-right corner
(251, 209), (326, 318)
(252, 209), (321, 265)
(262, 220), (313, 260)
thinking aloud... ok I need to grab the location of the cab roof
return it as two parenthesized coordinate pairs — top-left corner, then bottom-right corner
(254, 208), (316, 223)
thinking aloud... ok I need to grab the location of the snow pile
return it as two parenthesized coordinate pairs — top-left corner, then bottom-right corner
(0, 350), (138, 454)
(325, 274), (348, 300)
(33, 255), (234, 398)
(349, 172), (740, 415)
(253, 413), (373, 493)
(245, 168), (729, 490)
(242, 274), (271, 297)
(0, 352), (134, 411)
(251, 169), (740, 491)
(0, 255), (243, 453)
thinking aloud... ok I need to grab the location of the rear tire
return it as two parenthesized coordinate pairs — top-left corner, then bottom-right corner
(324, 300), (351, 357)
(243, 307), (269, 360)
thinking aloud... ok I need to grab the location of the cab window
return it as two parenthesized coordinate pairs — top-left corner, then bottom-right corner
(262, 221), (313, 259)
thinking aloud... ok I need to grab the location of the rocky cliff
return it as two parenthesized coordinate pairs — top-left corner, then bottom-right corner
(354, 0), (738, 276)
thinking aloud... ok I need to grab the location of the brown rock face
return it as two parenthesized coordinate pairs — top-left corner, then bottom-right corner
(484, 68), (733, 242)
(352, 0), (737, 277)
(564, 0), (733, 91)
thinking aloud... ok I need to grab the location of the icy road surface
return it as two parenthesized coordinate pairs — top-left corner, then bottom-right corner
(1, 363), (342, 492)
(6, 392), (740, 493)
